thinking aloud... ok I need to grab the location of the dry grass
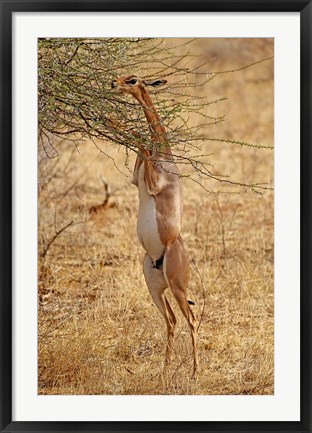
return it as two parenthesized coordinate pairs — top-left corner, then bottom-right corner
(38, 38), (274, 395)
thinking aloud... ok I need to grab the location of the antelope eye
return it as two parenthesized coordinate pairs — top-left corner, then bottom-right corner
(128, 78), (137, 85)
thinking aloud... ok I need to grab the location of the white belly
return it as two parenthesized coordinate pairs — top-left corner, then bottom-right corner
(137, 165), (164, 261)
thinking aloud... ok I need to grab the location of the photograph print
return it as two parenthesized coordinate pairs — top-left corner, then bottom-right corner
(38, 37), (274, 395)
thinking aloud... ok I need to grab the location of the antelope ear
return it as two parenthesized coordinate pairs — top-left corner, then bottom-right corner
(144, 79), (167, 87)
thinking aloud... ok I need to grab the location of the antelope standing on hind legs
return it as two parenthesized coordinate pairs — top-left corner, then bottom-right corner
(111, 75), (199, 376)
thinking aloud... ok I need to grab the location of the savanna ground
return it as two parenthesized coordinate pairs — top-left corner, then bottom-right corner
(38, 38), (274, 395)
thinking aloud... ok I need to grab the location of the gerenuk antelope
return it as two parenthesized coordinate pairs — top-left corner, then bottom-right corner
(111, 75), (198, 376)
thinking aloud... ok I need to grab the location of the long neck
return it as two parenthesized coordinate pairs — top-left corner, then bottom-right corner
(135, 87), (172, 157)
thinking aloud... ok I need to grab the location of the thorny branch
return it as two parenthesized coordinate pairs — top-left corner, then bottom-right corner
(38, 38), (273, 194)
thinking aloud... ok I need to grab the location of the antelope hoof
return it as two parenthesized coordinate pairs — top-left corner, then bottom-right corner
(192, 365), (199, 380)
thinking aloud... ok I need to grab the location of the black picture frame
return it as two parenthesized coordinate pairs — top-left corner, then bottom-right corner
(1, 1), (311, 432)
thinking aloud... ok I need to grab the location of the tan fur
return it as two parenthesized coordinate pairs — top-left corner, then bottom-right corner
(112, 75), (198, 375)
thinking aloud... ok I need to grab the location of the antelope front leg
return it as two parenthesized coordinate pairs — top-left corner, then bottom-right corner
(143, 254), (177, 368)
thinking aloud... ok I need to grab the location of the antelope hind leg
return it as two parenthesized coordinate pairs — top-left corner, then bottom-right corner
(163, 236), (199, 376)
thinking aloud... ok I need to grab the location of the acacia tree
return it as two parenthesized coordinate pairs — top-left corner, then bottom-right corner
(38, 37), (273, 193)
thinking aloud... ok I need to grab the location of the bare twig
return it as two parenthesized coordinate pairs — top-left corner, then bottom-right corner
(41, 220), (74, 258)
